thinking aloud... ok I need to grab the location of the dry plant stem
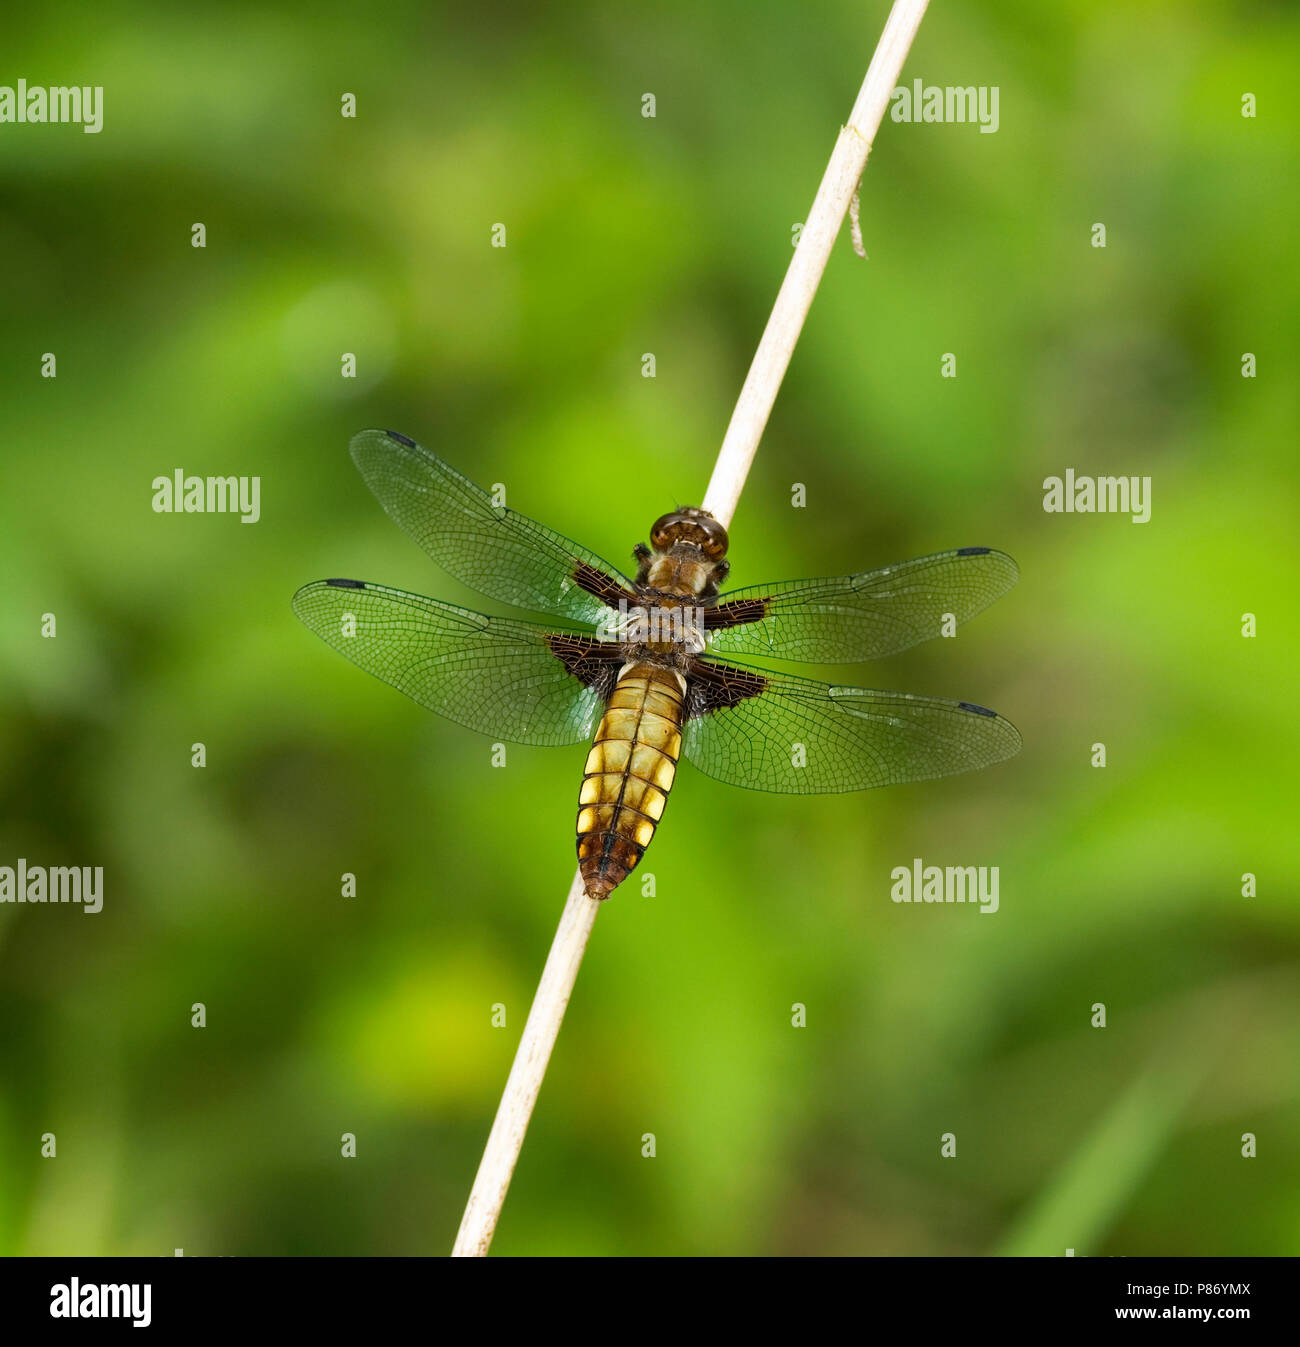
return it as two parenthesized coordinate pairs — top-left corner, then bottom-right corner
(452, 868), (594, 1256)
(452, 0), (930, 1257)
(702, 0), (930, 527)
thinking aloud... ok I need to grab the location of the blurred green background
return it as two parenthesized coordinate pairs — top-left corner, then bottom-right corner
(1, 0), (1297, 1256)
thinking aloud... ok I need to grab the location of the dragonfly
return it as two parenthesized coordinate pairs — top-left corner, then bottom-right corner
(294, 430), (1020, 899)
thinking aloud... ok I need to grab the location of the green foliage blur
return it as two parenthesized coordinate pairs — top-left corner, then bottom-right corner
(1, 0), (1297, 1256)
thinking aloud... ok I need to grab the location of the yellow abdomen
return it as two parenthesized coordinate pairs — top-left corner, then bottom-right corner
(577, 662), (684, 899)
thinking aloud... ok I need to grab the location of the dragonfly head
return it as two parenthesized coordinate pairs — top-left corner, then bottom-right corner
(649, 507), (729, 561)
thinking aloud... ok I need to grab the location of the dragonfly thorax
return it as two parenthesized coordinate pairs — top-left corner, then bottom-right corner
(597, 600), (708, 657)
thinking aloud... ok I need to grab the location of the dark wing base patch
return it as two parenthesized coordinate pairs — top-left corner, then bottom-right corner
(547, 633), (624, 699)
(686, 657), (768, 717)
(572, 560), (637, 612)
(704, 596), (769, 632)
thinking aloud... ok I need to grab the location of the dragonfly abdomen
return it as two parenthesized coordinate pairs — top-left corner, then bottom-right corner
(577, 662), (684, 899)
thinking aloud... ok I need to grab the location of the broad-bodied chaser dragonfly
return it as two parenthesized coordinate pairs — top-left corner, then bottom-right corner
(294, 430), (1020, 899)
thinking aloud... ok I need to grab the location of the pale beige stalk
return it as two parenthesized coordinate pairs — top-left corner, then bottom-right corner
(452, 0), (931, 1257)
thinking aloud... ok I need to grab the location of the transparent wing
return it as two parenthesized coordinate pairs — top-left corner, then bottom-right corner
(683, 656), (1021, 794)
(293, 579), (621, 746)
(704, 547), (1018, 663)
(349, 428), (635, 626)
